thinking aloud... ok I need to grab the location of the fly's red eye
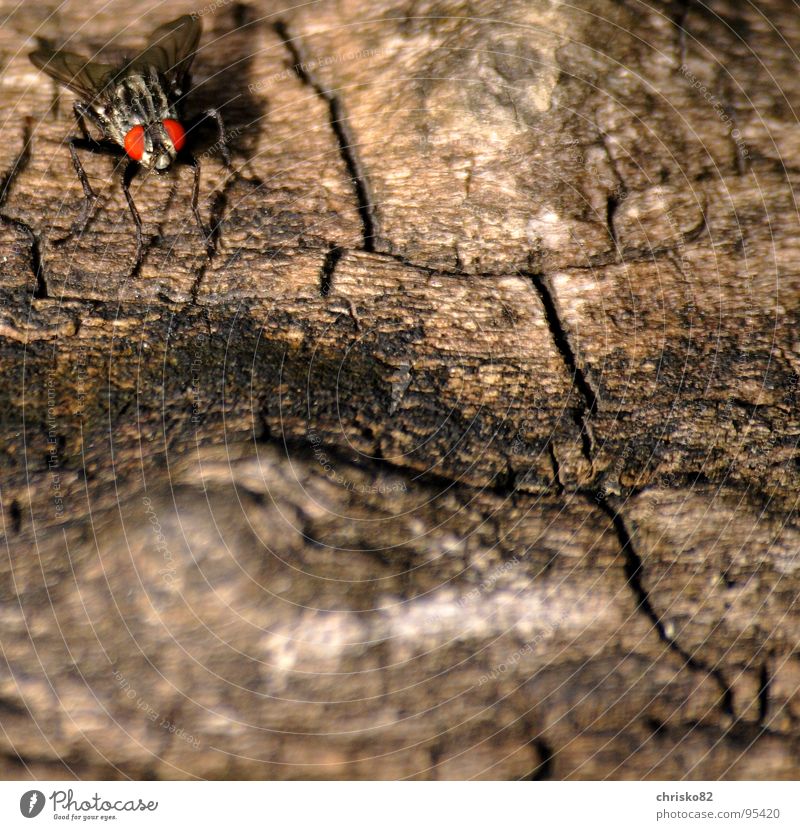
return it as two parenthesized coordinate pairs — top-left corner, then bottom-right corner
(124, 125), (145, 161)
(162, 119), (185, 153)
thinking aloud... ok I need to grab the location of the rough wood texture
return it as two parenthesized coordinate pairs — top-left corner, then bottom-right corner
(0, 0), (799, 780)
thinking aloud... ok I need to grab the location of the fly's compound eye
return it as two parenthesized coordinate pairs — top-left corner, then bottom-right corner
(162, 119), (185, 153)
(124, 125), (146, 161)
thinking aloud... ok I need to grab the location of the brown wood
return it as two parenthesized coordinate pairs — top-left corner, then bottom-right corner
(0, 0), (799, 779)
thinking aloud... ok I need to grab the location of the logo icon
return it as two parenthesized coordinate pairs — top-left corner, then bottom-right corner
(19, 790), (45, 818)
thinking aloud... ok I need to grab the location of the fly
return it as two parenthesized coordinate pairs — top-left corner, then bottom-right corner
(29, 15), (230, 271)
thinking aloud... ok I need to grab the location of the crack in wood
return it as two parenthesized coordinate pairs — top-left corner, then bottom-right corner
(598, 498), (735, 721)
(671, 0), (692, 68)
(528, 272), (598, 467)
(0, 118), (32, 207)
(527, 737), (554, 780)
(599, 132), (629, 256)
(9, 499), (22, 535)
(715, 71), (750, 176)
(547, 441), (564, 495)
(273, 20), (377, 252)
(319, 244), (345, 297)
(554, 207), (708, 273)
(0, 118), (47, 298)
(5, 216), (46, 299)
(757, 661), (771, 728)
(606, 192), (621, 252)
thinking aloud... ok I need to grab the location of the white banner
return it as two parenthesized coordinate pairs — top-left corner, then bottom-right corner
(0, 781), (795, 829)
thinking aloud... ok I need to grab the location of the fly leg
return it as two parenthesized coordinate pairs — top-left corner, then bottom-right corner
(59, 139), (98, 243)
(55, 103), (119, 245)
(187, 108), (232, 168)
(205, 108), (231, 168)
(183, 109), (233, 259)
(73, 101), (97, 142)
(188, 154), (214, 259)
(121, 160), (145, 274)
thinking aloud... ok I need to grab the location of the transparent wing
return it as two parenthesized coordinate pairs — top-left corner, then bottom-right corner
(29, 46), (114, 97)
(125, 15), (202, 84)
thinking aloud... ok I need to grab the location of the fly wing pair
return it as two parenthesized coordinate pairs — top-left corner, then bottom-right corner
(29, 15), (201, 99)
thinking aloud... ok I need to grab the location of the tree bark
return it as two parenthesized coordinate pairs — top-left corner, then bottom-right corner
(1, 0), (799, 779)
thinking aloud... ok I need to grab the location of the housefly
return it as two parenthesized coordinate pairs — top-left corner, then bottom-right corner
(29, 15), (230, 270)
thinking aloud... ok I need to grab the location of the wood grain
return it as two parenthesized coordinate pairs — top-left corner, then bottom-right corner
(0, 0), (798, 779)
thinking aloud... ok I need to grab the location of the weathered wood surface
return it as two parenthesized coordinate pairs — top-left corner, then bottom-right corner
(0, 0), (799, 779)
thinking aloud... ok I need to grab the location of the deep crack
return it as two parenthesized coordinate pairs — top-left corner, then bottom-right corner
(2, 217), (47, 299)
(598, 498), (735, 719)
(27, 224), (46, 299)
(757, 661), (770, 727)
(547, 442), (564, 495)
(9, 499), (22, 535)
(528, 273), (597, 465)
(606, 192), (621, 251)
(319, 244), (344, 297)
(527, 738), (554, 780)
(274, 20), (377, 251)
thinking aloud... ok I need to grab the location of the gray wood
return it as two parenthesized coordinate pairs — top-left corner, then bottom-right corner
(0, 0), (798, 779)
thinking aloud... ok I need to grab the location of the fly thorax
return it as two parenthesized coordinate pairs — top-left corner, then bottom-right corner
(110, 73), (182, 168)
